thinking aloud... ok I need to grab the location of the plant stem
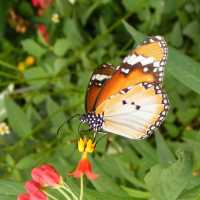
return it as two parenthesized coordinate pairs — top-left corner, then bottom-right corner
(0, 59), (18, 71)
(44, 191), (58, 200)
(79, 175), (84, 200)
(57, 187), (71, 200)
(62, 183), (78, 200)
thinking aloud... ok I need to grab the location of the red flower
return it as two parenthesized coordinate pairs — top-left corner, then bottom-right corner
(32, 164), (61, 187)
(25, 180), (41, 194)
(30, 191), (48, 200)
(69, 156), (98, 180)
(31, 0), (53, 9)
(37, 24), (49, 43)
(17, 193), (30, 200)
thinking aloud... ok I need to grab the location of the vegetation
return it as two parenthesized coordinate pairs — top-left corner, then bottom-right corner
(0, 0), (200, 199)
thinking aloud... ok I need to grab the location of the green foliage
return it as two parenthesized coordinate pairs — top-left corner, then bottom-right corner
(145, 151), (193, 200)
(0, 180), (23, 200)
(0, 0), (200, 199)
(5, 96), (32, 137)
(21, 39), (47, 58)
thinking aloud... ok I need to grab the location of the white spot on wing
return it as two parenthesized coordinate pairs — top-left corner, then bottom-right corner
(91, 74), (111, 81)
(155, 35), (162, 40)
(124, 54), (155, 67)
(143, 67), (148, 72)
(153, 61), (160, 67)
(140, 57), (154, 65)
(121, 68), (130, 74)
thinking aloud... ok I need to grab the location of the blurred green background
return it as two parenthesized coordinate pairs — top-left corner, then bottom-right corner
(0, 0), (200, 199)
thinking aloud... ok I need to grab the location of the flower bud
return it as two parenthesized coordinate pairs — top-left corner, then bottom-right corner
(25, 180), (41, 194)
(38, 24), (49, 43)
(32, 164), (61, 187)
(17, 193), (30, 200)
(30, 190), (48, 200)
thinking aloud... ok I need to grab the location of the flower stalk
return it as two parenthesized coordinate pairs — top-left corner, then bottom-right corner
(43, 191), (58, 200)
(62, 183), (78, 200)
(79, 175), (84, 200)
(56, 187), (71, 200)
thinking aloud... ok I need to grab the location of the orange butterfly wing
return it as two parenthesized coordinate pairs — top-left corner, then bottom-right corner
(95, 36), (168, 109)
(85, 64), (114, 112)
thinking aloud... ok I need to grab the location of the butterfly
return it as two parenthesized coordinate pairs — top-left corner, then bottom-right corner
(80, 36), (169, 139)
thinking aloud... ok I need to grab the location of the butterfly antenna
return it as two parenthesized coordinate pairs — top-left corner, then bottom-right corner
(78, 122), (82, 136)
(57, 113), (81, 137)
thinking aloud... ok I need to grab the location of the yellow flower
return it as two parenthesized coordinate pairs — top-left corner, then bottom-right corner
(78, 138), (86, 152)
(17, 62), (26, 72)
(78, 137), (96, 153)
(25, 56), (35, 66)
(85, 139), (95, 153)
(0, 122), (10, 135)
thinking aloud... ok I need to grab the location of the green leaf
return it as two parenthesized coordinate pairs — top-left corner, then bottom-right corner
(53, 38), (70, 56)
(21, 39), (46, 58)
(145, 151), (193, 200)
(165, 123), (180, 138)
(85, 189), (134, 200)
(122, 0), (149, 12)
(18, 1), (34, 16)
(168, 22), (183, 48)
(55, 0), (72, 17)
(5, 96), (32, 137)
(0, 195), (16, 200)
(155, 132), (176, 167)
(178, 186), (200, 200)
(183, 20), (200, 42)
(63, 18), (83, 48)
(182, 130), (200, 142)
(24, 67), (48, 87)
(176, 108), (199, 125)
(16, 154), (37, 170)
(46, 97), (66, 134)
(131, 140), (157, 167)
(122, 21), (145, 43)
(53, 58), (68, 75)
(121, 186), (150, 199)
(91, 159), (128, 197)
(0, 180), (23, 199)
(167, 48), (200, 95)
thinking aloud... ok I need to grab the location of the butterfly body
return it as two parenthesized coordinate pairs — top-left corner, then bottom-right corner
(80, 112), (104, 132)
(81, 36), (169, 139)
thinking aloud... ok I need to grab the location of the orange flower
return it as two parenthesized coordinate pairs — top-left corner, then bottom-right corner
(69, 138), (98, 180)
(69, 154), (98, 180)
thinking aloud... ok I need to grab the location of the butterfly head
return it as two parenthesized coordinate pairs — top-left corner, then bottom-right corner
(80, 112), (104, 132)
